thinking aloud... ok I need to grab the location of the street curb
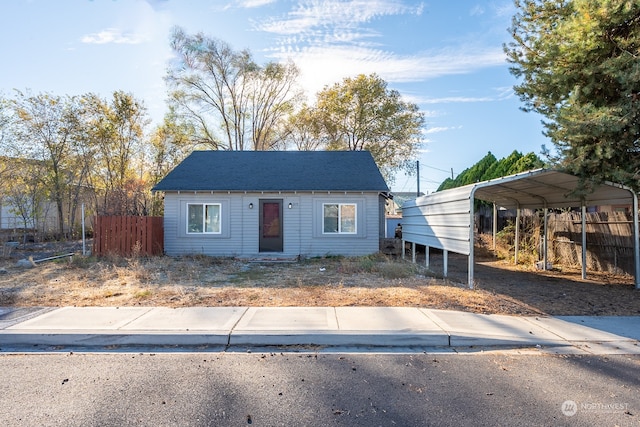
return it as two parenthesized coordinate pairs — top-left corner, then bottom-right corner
(228, 331), (450, 347)
(0, 331), (230, 347)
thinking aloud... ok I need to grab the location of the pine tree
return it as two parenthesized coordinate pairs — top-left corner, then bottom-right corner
(505, 0), (640, 191)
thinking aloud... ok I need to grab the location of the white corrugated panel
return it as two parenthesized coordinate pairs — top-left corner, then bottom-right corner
(401, 186), (472, 255)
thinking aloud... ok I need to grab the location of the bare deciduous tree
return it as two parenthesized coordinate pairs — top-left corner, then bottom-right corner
(166, 27), (300, 151)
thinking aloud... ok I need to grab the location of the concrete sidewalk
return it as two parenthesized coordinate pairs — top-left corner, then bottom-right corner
(1, 306), (640, 354)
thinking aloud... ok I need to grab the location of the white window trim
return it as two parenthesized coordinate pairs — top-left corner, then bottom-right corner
(186, 203), (222, 235)
(322, 202), (357, 234)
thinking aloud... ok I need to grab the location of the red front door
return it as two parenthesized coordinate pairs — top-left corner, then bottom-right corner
(259, 200), (283, 252)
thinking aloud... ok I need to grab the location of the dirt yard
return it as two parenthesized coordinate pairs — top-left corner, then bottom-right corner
(0, 240), (638, 316)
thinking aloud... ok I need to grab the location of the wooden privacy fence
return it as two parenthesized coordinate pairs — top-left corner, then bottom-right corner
(549, 211), (634, 275)
(93, 216), (164, 256)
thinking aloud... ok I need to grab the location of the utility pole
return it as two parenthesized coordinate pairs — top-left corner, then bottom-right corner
(416, 160), (420, 197)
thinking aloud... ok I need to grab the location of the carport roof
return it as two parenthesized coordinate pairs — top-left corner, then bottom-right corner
(400, 168), (639, 289)
(469, 168), (634, 209)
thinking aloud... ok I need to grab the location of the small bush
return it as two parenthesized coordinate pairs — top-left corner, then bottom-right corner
(493, 219), (541, 265)
(337, 254), (419, 279)
(377, 262), (418, 279)
(358, 256), (377, 272)
(134, 289), (152, 299)
(69, 255), (97, 269)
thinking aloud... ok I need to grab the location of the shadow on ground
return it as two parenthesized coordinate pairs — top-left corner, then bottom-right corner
(413, 249), (639, 316)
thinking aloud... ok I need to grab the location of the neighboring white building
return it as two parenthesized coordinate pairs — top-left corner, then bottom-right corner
(0, 196), (58, 234)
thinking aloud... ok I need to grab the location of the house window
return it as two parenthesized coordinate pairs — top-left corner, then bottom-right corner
(187, 203), (221, 234)
(323, 203), (357, 234)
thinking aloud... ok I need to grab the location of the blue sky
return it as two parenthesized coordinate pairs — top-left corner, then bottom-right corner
(1, 0), (549, 193)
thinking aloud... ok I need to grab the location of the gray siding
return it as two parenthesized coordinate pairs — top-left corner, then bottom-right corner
(163, 192), (383, 257)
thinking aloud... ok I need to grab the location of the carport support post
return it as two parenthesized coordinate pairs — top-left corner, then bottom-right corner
(514, 205), (521, 265)
(542, 205), (548, 271)
(425, 246), (430, 269)
(468, 193), (476, 289)
(492, 203), (497, 250)
(581, 201), (587, 280)
(443, 249), (448, 278)
(412, 242), (416, 264)
(401, 240), (405, 260)
(633, 192), (640, 289)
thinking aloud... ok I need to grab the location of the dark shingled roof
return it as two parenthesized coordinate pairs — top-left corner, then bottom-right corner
(152, 151), (389, 192)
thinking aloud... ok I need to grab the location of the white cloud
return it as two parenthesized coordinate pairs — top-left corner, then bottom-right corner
(255, 1), (506, 98)
(256, 0), (417, 39)
(425, 126), (456, 134)
(237, 0), (276, 7)
(493, 86), (515, 99)
(144, 0), (170, 10)
(494, 1), (516, 17)
(272, 44), (506, 97)
(419, 96), (495, 104)
(470, 5), (485, 16)
(415, 87), (513, 105)
(81, 28), (147, 45)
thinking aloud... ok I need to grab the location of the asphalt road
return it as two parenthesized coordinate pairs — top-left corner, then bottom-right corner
(1, 352), (639, 426)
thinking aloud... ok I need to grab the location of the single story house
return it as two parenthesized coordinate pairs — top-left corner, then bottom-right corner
(152, 150), (391, 258)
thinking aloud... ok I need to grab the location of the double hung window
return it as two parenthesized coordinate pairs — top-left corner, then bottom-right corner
(187, 203), (221, 234)
(323, 203), (357, 234)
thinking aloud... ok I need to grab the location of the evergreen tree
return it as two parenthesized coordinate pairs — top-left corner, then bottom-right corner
(438, 152), (497, 191)
(437, 151), (544, 191)
(505, 0), (640, 191)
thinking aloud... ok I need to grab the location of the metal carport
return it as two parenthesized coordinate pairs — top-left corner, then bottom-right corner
(401, 169), (640, 289)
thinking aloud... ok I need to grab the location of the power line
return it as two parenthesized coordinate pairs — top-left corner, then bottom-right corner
(397, 175), (412, 193)
(419, 163), (451, 174)
(420, 178), (442, 184)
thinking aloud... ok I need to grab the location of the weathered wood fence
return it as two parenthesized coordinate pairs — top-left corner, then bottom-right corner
(549, 211), (634, 275)
(93, 216), (163, 256)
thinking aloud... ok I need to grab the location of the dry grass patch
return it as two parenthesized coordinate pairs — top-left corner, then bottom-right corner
(0, 253), (498, 311)
(1, 244), (638, 315)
